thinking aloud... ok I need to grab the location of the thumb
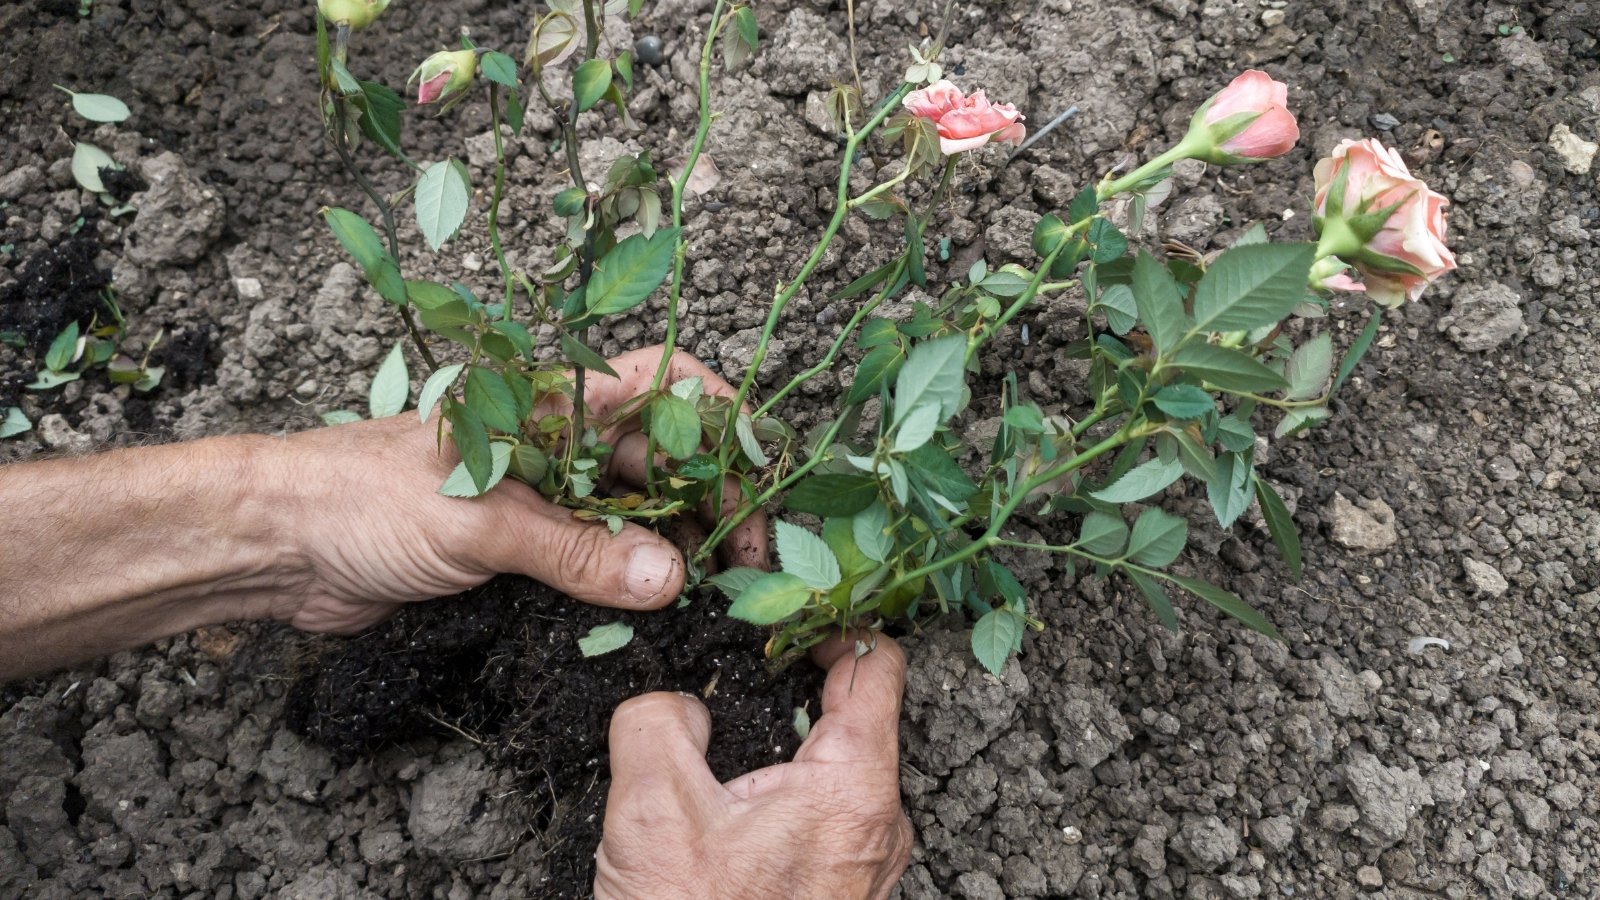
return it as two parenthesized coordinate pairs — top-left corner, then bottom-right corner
(477, 481), (686, 609)
(607, 692), (723, 809)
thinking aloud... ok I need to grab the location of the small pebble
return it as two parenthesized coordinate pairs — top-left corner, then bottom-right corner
(1370, 113), (1401, 131)
(634, 35), (665, 67)
(1356, 865), (1383, 890)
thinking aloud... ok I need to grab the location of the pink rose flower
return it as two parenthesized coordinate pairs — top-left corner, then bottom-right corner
(1313, 138), (1456, 305)
(411, 49), (479, 106)
(1199, 70), (1299, 161)
(902, 81), (1026, 155)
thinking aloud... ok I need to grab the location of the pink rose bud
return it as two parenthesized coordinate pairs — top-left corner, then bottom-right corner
(902, 80), (1026, 155)
(411, 50), (479, 106)
(317, 0), (391, 31)
(1312, 138), (1457, 305)
(1181, 70), (1299, 164)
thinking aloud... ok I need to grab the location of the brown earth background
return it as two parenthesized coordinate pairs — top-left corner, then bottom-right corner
(2, 0), (1598, 897)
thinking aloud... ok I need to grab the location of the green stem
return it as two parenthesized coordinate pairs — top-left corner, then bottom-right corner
(652, 0), (728, 392)
(878, 426), (1135, 593)
(707, 83), (915, 515)
(966, 238), (1070, 364)
(564, 0), (601, 470)
(487, 84), (515, 318)
(1097, 137), (1195, 202)
(328, 89), (438, 371)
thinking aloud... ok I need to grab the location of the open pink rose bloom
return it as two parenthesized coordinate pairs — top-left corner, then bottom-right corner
(1204, 70), (1298, 160)
(1315, 138), (1457, 304)
(902, 81), (1026, 155)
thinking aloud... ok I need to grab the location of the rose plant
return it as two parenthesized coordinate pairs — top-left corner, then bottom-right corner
(311, 2), (1453, 673)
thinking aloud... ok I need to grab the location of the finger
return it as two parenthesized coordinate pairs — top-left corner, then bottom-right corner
(607, 692), (723, 807)
(586, 348), (746, 423)
(608, 432), (771, 571)
(798, 632), (907, 765)
(475, 480), (686, 609)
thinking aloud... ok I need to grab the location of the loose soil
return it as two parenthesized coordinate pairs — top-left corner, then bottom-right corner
(4, 0), (1598, 899)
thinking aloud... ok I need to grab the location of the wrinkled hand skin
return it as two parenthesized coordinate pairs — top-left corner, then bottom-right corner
(596, 634), (913, 900)
(275, 346), (768, 634)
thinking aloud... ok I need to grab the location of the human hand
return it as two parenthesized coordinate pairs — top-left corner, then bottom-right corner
(271, 346), (767, 634)
(595, 633), (913, 900)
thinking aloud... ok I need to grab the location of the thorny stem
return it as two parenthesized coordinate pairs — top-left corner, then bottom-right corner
(564, 0), (603, 467)
(708, 82), (917, 518)
(878, 426), (1137, 595)
(652, 0), (729, 393)
(327, 30), (438, 371)
(487, 84), (514, 318)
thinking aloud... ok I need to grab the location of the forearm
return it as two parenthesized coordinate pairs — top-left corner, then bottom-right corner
(0, 435), (306, 680)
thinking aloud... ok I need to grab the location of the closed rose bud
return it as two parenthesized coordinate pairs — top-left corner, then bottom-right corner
(1180, 70), (1299, 164)
(1312, 138), (1456, 305)
(410, 50), (479, 106)
(902, 80), (1026, 155)
(317, 0), (391, 31)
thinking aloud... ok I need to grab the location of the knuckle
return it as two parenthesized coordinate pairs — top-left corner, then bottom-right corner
(555, 525), (609, 582)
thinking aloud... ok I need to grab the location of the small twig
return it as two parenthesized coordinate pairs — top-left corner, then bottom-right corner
(1007, 104), (1078, 163)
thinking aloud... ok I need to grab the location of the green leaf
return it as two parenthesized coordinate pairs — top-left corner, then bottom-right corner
(26, 370), (79, 390)
(573, 58), (612, 112)
(1087, 218), (1127, 263)
(558, 332), (621, 378)
(1126, 508), (1187, 567)
(904, 443), (978, 502)
(971, 608), (1023, 676)
(320, 410), (362, 425)
(846, 343), (904, 405)
(1207, 450), (1253, 528)
(1128, 570), (1180, 632)
(706, 566), (765, 601)
(481, 51), (518, 86)
(329, 58), (362, 95)
(1097, 284), (1137, 335)
(775, 520), (841, 591)
(584, 227), (680, 317)
(71, 142), (116, 194)
(1170, 344), (1289, 394)
(45, 322), (79, 372)
(728, 572), (812, 624)
(1191, 243), (1316, 333)
(465, 365), (521, 433)
(1216, 414), (1255, 452)
(785, 474), (879, 517)
(1169, 574), (1281, 640)
(67, 91), (131, 123)
(578, 622), (634, 657)
(649, 393), (701, 460)
(852, 503), (893, 563)
(368, 343), (409, 418)
(324, 208), (407, 305)
(1332, 306), (1382, 394)
(1285, 333), (1333, 400)
(734, 413), (768, 466)
(416, 159), (471, 251)
(615, 50), (635, 90)
(1091, 457), (1184, 503)
(439, 439), (513, 497)
(893, 334), (966, 426)
(1274, 405), (1331, 438)
(355, 81), (406, 159)
(1003, 404), (1046, 433)
(507, 443), (547, 484)
(1152, 384), (1214, 420)
(1132, 252), (1188, 354)
(554, 186), (587, 217)
(734, 6), (759, 48)
(1077, 510), (1129, 556)
(858, 318), (899, 349)
(1032, 214), (1069, 257)
(0, 406), (32, 438)
(893, 403), (940, 453)
(446, 402), (495, 493)
(1254, 478), (1302, 580)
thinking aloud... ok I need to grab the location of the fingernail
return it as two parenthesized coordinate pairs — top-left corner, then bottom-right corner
(625, 544), (677, 605)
